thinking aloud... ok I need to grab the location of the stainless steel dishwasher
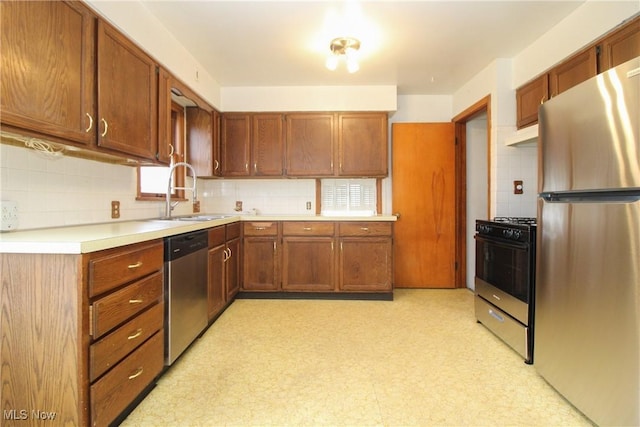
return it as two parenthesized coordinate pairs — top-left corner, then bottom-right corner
(164, 230), (208, 365)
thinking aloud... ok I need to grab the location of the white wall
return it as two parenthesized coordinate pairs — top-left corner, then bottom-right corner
(221, 86), (397, 112)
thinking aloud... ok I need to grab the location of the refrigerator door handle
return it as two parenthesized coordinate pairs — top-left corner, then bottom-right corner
(540, 190), (640, 203)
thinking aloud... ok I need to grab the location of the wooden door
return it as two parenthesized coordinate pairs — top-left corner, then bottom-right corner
(226, 237), (241, 299)
(339, 237), (393, 292)
(221, 113), (251, 176)
(97, 20), (158, 161)
(0, 0), (96, 146)
(252, 114), (284, 176)
(392, 123), (456, 288)
(208, 244), (226, 320)
(338, 113), (388, 176)
(186, 107), (213, 176)
(285, 113), (335, 176)
(282, 237), (335, 291)
(549, 48), (597, 97)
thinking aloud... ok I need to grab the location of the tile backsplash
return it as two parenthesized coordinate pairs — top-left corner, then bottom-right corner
(0, 144), (316, 230)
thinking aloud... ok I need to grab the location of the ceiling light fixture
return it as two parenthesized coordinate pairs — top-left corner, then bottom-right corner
(326, 37), (361, 73)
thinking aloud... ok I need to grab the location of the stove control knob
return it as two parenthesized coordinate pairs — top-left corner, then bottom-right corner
(502, 229), (514, 239)
(513, 230), (522, 240)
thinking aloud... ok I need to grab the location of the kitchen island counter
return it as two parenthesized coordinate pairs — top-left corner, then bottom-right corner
(0, 215), (397, 254)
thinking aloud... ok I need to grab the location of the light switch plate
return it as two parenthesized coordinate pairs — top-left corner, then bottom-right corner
(1, 200), (19, 231)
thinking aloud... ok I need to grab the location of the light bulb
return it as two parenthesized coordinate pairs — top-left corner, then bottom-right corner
(325, 55), (338, 71)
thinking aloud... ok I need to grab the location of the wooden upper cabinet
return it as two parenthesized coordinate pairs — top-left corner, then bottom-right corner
(96, 20), (158, 161)
(187, 107), (214, 176)
(338, 113), (388, 177)
(221, 114), (251, 176)
(157, 67), (173, 164)
(252, 114), (284, 176)
(0, 0), (96, 146)
(516, 74), (548, 129)
(286, 113), (335, 176)
(549, 48), (598, 98)
(599, 15), (640, 72)
(212, 110), (222, 176)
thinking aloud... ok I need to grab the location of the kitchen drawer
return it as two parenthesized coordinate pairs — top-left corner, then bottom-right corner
(339, 222), (392, 236)
(90, 331), (164, 427)
(227, 221), (241, 240)
(283, 221), (335, 236)
(208, 226), (226, 248)
(90, 302), (164, 381)
(91, 271), (163, 338)
(475, 295), (528, 360)
(243, 221), (279, 236)
(89, 240), (163, 297)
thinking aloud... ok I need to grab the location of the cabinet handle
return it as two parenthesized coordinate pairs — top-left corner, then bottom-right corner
(127, 329), (143, 340)
(100, 118), (108, 137)
(245, 162), (249, 172)
(128, 367), (144, 380)
(254, 226), (266, 231)
(129, 299), (144, 304)
(168, 144), (175, 157)
(227, 247), (232, 258)
(128, 261), (143, 269)
(273, 241), (277, 252)
(303, 227), (312, 231)
(214, 159), (220, 171)
(254, 162), (257, 173)
(85, 113), (93, 132)
(360, 227), (369, 232)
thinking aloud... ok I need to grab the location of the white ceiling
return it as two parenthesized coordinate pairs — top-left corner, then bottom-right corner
(141, 1), (586, 95)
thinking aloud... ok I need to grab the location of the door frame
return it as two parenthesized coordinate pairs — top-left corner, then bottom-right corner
(452, 95), (491, 288)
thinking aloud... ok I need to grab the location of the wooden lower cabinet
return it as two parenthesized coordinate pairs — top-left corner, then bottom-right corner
(0, 239), (165, 427)
(339, 222), (393, 292)
(208, 223), (241, 320)
(242, 220), (393, 294)
(282, 237), (335, 291)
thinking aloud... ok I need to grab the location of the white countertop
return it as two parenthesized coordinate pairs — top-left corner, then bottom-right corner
(0, 214), (396, 254)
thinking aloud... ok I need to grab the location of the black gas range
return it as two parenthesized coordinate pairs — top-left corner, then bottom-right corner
(474, 217), (537, 364)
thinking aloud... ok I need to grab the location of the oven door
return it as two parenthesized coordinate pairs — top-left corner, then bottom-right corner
(475, 234), (531, 325)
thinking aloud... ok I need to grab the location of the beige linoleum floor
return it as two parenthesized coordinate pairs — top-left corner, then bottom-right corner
(121, 289), (593, 426)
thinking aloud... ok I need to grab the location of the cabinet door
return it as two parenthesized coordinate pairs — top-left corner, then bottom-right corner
(96, 20), (158, 161)
(338, 113), (388, 176)
(242, 237), (279, 290)
(282, 237), (335, 291)
(285, 113), (335, 176)
(187, 107), (213, 176)
(549, 48), (597, 98)
(0, 1), (96, 145)
(339, 237), (393, 292)
(212, 109), (222, 176)
(226, 237), (241, 299)
(516, 74), (548, 129)
(208, 244), (226, 320)
(252, 114), (284, 176)
(157, 67), (173, 164)
(599, 16), (640, 72)
(221, 114), (251, 176)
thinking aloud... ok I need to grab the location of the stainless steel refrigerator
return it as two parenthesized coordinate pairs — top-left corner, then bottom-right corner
(536, 56), (640, 426)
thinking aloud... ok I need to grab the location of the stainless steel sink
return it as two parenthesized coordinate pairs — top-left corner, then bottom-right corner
(150, 214), (232, 222)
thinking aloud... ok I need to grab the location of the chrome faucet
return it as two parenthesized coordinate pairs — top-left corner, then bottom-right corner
(165, 162), (197, 218)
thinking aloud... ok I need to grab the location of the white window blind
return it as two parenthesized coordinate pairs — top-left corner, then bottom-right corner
(321, 179), (376, 216)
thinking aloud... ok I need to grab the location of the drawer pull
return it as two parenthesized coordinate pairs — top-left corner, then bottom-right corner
(303, 227), (312, 231)
(254, 226), (266, 231)
(360, 227), (370, 231)
(129, 299), (144, 304)
(127, 329), (143, 340)
(128, 261), (143, 269)
(128, 367), (144, 380)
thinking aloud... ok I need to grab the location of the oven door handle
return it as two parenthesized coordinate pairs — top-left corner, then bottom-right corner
(474, 235), (529, 251)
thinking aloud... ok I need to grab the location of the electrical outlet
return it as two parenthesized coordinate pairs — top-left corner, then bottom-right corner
(111, 201), (120, 219)
(514, 180), (524, 195)
(193, 200), (200, 213)
(1, 200), (19, 231)
(235, 201), (243, 212)
(306, 201), (312, 210)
